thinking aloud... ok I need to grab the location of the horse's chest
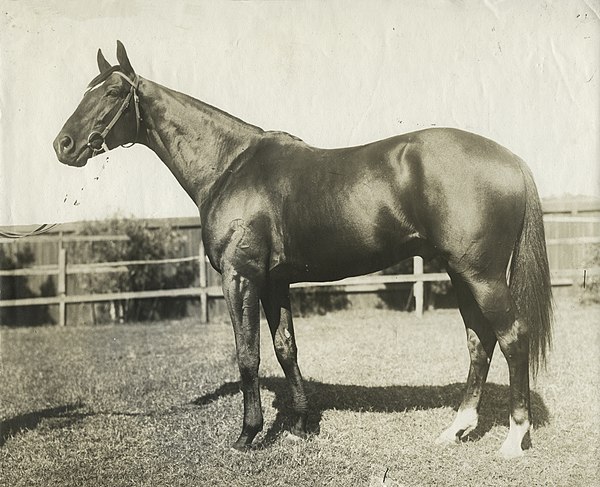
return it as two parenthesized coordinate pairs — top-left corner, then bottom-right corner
(200, 194), (280, 279)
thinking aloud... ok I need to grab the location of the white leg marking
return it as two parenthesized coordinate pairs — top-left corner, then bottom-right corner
(499, 415), (530, 459)
(436, 407), (479, 445)
(283, 431), (303, 442)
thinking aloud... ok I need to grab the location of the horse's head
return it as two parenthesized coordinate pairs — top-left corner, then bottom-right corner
(53, 41), (141, 167)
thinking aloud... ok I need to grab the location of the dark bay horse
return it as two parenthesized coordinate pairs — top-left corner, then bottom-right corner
(54, 42), (552, 458)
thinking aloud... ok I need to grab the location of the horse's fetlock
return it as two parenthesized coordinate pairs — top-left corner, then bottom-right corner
(511, 408), (529, 425)
(238, 359), (259, 381)
(247, 417), (263, 433)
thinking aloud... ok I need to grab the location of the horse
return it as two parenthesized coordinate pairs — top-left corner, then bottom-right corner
(54, 41), (552, 458)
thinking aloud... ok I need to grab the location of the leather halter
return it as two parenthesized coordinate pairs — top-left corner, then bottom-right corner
(84, 71), (141, 155)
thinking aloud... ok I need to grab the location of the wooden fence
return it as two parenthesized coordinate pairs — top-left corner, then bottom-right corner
(1, 213), (599, 325)
(0, 235), (442, 324)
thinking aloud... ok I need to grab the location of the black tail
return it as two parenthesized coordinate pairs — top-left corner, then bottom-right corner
(509, 163), (553, 376)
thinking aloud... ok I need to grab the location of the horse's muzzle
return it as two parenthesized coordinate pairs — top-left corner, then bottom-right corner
(54, 133), (73, 156)
(53, 133), (89, 167)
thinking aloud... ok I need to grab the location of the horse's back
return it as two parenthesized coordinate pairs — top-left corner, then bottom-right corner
(202, 127), (527, 283)
(275, 128), (527, 276)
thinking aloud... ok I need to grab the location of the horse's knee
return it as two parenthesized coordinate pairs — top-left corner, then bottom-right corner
(273, 329), (297, 364)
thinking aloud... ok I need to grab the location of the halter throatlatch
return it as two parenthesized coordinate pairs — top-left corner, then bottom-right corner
(84, 71), (141, 155)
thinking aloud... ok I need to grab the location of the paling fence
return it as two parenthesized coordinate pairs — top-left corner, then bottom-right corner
(1, 212), (599, 325)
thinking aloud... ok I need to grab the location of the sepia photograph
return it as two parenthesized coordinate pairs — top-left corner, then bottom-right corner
(1, 1), (598, 485)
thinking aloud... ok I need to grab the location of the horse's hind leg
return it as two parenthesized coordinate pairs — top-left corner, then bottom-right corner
(261, 282), (308, 438)
(458, 274), (531, 458)
(436, 272), (497, 445)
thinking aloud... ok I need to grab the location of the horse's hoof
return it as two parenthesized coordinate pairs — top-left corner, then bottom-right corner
(230, 441), (252, 452)
(498, 442), (524, 460)
(435, 429), (460, 446)
(283, 431), (305, 442)
(459, 425), (476, 440)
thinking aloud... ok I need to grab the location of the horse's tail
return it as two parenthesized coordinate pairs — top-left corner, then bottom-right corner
(509, 162), (553, 377)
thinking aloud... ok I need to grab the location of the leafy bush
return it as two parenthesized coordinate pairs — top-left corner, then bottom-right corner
(70, 219), (197, 323)
(0, 244), (36, 270)
(291, 286), (350, 316)
(0, 245), (55, 325)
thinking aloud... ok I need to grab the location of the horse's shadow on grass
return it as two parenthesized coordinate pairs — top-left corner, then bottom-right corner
(192, 378), (549, 447)
(0, 403), (85, 447)
(1, 381), (549, 449)
(0, 404), (153, 447)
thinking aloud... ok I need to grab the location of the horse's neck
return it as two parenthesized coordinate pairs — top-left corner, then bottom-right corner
(137, 78), (263, 205)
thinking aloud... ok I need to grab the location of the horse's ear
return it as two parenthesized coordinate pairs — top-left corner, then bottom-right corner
(116, 40), (135, 75)
(97, 49), (111, 73)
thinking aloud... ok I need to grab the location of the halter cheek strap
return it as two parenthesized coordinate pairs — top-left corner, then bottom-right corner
(84, 72), (141, 155)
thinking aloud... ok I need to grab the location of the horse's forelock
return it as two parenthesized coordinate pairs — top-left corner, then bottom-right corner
(86, 66), (123, 91)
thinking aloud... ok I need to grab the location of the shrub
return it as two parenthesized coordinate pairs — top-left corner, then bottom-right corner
(70, 219), (197, 323)
(0, 245), (55, 325)
(291, 286), (350, 316)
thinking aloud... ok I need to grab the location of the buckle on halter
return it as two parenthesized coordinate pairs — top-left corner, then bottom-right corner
(87, 131), (105, 152)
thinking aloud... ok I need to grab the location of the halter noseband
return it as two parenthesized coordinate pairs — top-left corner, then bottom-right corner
(84, 71), (141, 155)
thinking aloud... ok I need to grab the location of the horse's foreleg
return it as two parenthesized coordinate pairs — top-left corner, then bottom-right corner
(222, 265), (263, 450)
(436, 274), (497, 445)
(261, 282), (308, 438)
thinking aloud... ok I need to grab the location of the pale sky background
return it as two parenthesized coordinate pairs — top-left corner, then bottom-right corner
(0, 0), (598, 226)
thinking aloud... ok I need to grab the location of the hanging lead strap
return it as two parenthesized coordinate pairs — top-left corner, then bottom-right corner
(0, 223), (59, 239)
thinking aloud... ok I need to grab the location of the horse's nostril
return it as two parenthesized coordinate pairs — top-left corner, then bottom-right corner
(60, 135), (74, 151)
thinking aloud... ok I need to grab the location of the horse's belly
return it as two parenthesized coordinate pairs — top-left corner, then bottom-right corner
(276, 208), (423, 283)
(277, 238), (423, 283)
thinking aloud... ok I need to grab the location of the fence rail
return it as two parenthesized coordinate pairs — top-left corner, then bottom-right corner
(0, 234), (130, 244)
(1, 227), (598, 324)
(0, 241), (439, 322)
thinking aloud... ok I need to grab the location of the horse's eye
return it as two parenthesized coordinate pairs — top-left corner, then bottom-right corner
(106, 89), (120, 97)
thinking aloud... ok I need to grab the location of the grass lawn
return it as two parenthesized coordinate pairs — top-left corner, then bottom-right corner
(1, 298), (598, 486)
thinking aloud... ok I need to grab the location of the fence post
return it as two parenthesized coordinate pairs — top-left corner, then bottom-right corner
(58, 247), (67, 326)
(413, 256), (424, 319)
(199, 240), (209, 323)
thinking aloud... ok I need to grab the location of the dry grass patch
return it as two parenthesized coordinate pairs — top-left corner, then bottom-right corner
(1, 299), (598, 486)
